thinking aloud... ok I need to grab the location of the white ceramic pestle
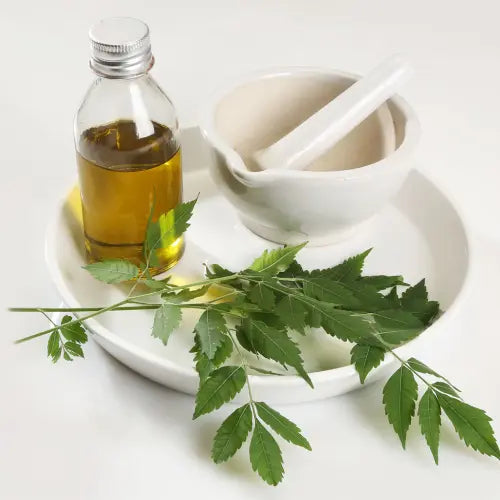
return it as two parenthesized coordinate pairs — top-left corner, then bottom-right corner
(253, 55), (414, 171)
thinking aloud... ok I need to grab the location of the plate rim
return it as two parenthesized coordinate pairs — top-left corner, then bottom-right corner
(44, 168), (473, 390)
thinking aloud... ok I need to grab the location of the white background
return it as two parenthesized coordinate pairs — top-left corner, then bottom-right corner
(1, 1), (500, 498)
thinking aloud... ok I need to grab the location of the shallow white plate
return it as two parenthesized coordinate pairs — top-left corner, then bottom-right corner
(46, 129), (470, 404)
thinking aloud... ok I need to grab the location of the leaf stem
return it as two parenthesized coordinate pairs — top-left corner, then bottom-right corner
(229, 331), (257, 419)
(12, 290), (163, 344)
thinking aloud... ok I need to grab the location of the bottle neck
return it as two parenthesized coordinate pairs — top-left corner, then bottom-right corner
(90, 54), (154, 79)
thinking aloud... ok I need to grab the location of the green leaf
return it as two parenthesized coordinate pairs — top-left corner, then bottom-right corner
(237, 317), (312, 387)
(255, 402), (311, 450)
(211, 335), (234, 366)
(151, 304), (182, 346)
(358, 275), (407, 290)
(401, 279), (439, 324)
(249, 420), (284, 486)
(52, 346), (62, 363)
(195, 353), (213, 383)
(407, 358), (442, 378)
(162, 285), (211, 303)
(249, 282), (276, 311)
(205, 263), (234, 279)
(383, 365), (418, 448)
(302, 277), (359, 308)
(437, 392), (500, 458)
(141, 278), (169, 290)
(311, 249), (371, 282)
(249, 243), (307, 275)
(145, 199), (197, 262)
(194, 334), (234, 381)
(47, 331), (60, 360)
(84, 259), (139, 283)
(407, 358), (460, 392)
(386, 286), (401, 308)
(340, 281), (390, 312)
(319, 304), (374, 343)
(433, 381), (461, 399)
(350, 344), (386, 383)
(248, 366), (285, 376)
(60, 315), (88, 344)
(418, 389), (441, 464)
(193, 366), (246, 419)
(277, 259), (306, 279)
(63, 351), (73, 361)
(371, 310), (424, 346)
(194, 309), (228, 360)
(64, 341), (84, 358)
(275, 295), (307, 334)
(212, 404), (253, 463)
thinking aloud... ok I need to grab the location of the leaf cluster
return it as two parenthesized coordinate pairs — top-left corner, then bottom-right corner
(23, 198), (498, 486)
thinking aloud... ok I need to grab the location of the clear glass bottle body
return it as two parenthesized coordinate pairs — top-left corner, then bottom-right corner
(74, 73), (183, 273)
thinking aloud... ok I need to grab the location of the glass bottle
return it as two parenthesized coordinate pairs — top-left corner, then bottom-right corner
(74, 17), (183, 274)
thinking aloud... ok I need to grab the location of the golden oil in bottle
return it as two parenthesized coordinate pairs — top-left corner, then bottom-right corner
(75, 18), (184, 275)
(77, 119), (183, 273)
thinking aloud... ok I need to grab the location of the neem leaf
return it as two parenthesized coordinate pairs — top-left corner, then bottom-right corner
(302, 277), (359, 308)
(249, 420), (284, 486)
(407, 358), (442, 378)
(194, 334), (234, 382)
(64, 341), (84, 358)
(371, 310), (424, 346)
(418, 389), (441, 464)
(401, 279), (439, 324)
(60, 315), (88, 344)
(162, 285), (211, 303)
(248, 366), (285, 376)
(194, 309), (228, 360)
(47, 331), (60, 361)
(277, 259), (306, 279)
(249, 282), (276, 311)
(249, 243), (307, 275)
(358, 275), (407, 290)
(319, 304), (374, 343)
(141, 278), (170, 290)
(212, 404), (253, 463)
(205, 263), (234, 279)
(237, 317), (312, 387)
(437, 393), (500, 459)
(432, 381), (461, 399)
(275, 295), (307, 334)
(145, 199), (197, 262)
(383, 365), (418, 448)
(195, 353), (213, 383)
(386, 286), (401, 308)
(151, 303), (182, 346)
(311, 249), (372, 282)
(193, 366), (246, 419)
(211, 335), (234, 366)
(351, 344), (386, 383)
(84, 259), (139, 283)
(407, 358), (460, 392)
(255, 402), (311, 450)
(340, 281), (390, 312)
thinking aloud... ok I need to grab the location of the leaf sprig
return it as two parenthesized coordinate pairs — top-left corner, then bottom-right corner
(10, 199), (499, 485)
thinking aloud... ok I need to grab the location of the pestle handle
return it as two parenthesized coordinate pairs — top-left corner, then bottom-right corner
(254, 55), (414, 171)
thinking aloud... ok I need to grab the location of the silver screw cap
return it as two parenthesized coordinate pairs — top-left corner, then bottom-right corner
(89, 17), (154, 78)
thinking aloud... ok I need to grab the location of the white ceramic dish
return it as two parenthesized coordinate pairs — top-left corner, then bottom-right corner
(200, 67), (420, 246)
(45, 129), (470, 404)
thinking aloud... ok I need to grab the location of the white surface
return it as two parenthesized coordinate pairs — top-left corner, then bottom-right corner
(254, 55), (409, 171)
(46, 162), (469, 403)
(1, 1), (500, 499)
